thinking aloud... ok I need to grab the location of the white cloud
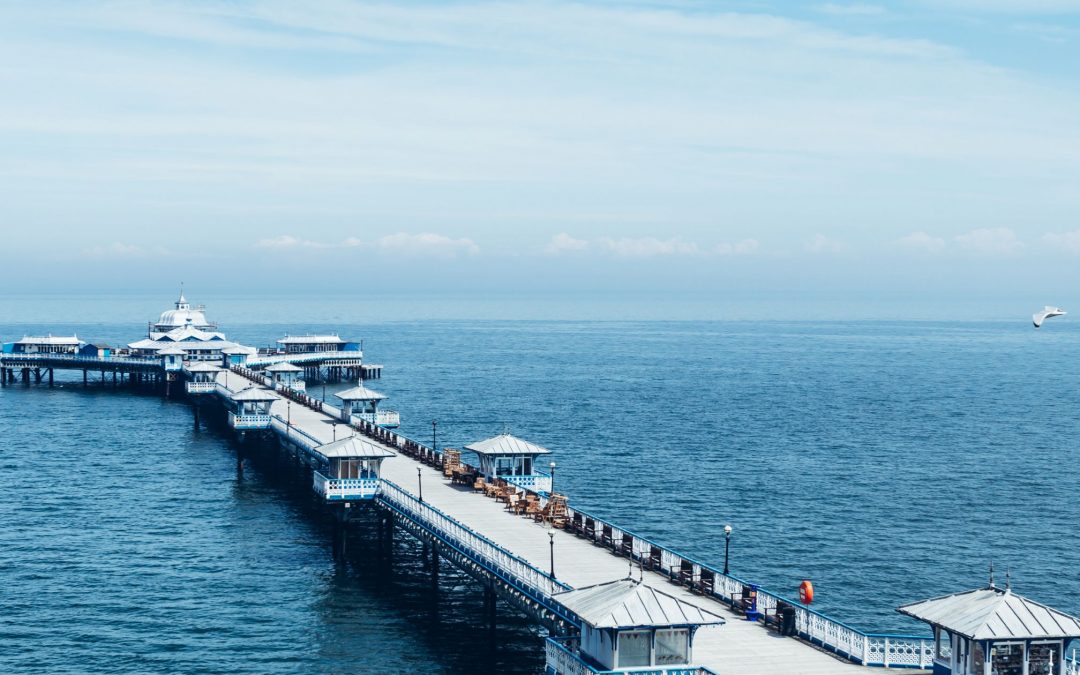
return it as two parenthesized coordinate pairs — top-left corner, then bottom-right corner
(805, 233), (850, 254)
(896, 231), (946, 254)
(816, 4), (888, 16)
(545, 233), (590, 255)
(953, 227), (1023, 255)
(80, 242), (168, 258)
(255, 235), (327, 249)
(374, 232), (480, 258)
(1042, 230), (1080, 254)
(715, 239), (760, 255)
(597, 237), (699, 258)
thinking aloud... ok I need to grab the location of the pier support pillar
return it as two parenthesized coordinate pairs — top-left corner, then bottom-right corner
(34, 368), (42, 383)
(193, 405), (200, 431)
(431, 548), (440, 585)
(484, 587), (497, 632)
(48, 369), (53, 387)
(83, 369), (88, 386)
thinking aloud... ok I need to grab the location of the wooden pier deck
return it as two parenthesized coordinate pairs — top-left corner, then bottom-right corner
(217, 370), (888, 675)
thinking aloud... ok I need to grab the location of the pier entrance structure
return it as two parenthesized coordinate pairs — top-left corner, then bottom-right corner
(899, 585), (1080, 675)
(466, 432), (553, 494)
(547, 578), (725, 673)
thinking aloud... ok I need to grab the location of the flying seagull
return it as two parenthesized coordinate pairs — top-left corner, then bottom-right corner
(1033, 306), (1066, 328)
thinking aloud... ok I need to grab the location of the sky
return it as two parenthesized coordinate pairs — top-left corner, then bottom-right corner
(1, 0), (1079, 304)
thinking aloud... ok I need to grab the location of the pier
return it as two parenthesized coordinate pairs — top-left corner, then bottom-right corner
(5, 295), (1080, 675)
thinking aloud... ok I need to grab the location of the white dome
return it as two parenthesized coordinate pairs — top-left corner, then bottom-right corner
(153, 292), (214, 331)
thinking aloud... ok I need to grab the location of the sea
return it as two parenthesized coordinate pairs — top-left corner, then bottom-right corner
(2, 292), (1078, 673)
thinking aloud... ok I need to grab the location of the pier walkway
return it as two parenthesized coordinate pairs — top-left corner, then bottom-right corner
(214, 369), (926, 675)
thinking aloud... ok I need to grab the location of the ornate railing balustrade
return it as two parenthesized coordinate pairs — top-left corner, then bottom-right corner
(246, 350), (362, 367)
(377, 480), (574, 618)
(557, 501), (934, 669)
(185, 381), (216, 394)
(313, 471), (379, 500)
(0, 353), (161, 368)
(1067, 651), (1080, 675)
(504, 472), (552, 494)
(228, 412), (271, 430)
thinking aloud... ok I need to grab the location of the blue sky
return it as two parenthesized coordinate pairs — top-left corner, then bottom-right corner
(2, 1), (1079, 301)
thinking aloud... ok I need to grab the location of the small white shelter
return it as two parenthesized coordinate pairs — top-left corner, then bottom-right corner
(221, 346), (252, 367)
(464, 433), (553, 492)
(277, 334), (345, 354)
(228, 387), (278, 430)
(184, 361), (221, 394)
(10, 335), (84, 354)
(334, 382), (387, 422)
(265, 361), (305, 391)
(899, 585), (1080, 675)
(312, 436), (395, 501)
(158, 347), (185, 372)
(550, 578), (725, 672)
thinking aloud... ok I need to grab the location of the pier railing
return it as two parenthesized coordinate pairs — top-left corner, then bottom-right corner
(377, 479), (574, 617)
(558, 502), (933, 669)
(0, 353), (160, 368)
(313, 471), (379, 500)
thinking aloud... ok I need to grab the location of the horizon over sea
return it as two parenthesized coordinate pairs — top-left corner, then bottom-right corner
(2, 292), (1079, 673)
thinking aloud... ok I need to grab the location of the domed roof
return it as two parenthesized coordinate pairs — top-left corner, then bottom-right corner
(153, 290), (214, 331)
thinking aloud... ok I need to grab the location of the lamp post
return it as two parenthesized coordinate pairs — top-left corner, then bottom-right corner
(431, 419), (438, 455)
(332, 422), (337, 441)
(287, 401), (292, 437)
(723, 524), (732, 575)
(549, 461), (556, 495)
(548, 530), (555, 580)
(417, 466), (423, 503)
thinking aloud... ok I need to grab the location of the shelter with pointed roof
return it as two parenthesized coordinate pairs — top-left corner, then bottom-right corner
(227, 387), (279, 430)
(311, 436), (395, 502)
(551, 578), (724, 672)
(264, 360), (306, 392)
(334, 381), (388, 423)
(898, 584), (1080, 675)
(183, 361), (222, 394)
(464, 433), (553, 492)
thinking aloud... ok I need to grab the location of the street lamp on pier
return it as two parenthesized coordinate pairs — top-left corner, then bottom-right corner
(723, 524), (732, 575)
(549, 461), (556, 495)
(548, 530), (555, 580)
(417, 466), (423, 503)
(431, 419), (438, 455)
(287, 401), (292, 437)
(332, 422), (338, 441)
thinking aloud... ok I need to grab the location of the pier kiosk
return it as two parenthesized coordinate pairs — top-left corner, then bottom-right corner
(334, 381), (399, 428)
(158, 347), (185, 372)
(228, 387), (278, 430)
(264, 361), (305, 392)
(184, 362), (221, 394)
(547, 578), (725, 674)
(465, 433), (553, 494)
(221, 346), (251, 367)
(9, 336), (84, 354)
(311, 436), (395, 502)
(899, 585), (1080, 675)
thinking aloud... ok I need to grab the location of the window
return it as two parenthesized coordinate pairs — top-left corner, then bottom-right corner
(618, 630), (651, 668)
(655, 629), (688, 665)
(935, 628), (951, 661)
(1028, 643), (1059, 675)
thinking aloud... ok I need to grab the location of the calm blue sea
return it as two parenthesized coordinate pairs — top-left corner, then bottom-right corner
(2, 293), (1079, 673)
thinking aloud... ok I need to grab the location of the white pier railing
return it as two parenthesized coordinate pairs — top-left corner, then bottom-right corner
(185, 381), (216, 394)
(378, 480), (572, 609)
(350, 410), (401, 428)
(561, 503), (935, 669)
(504, 471), (552, 494)
(313, 471), (380, 500)
(228, 412), (272, 430)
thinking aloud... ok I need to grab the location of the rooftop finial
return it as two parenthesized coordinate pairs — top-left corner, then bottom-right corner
(1006, 566), (1011, 591)
(989, 560), (995, 588)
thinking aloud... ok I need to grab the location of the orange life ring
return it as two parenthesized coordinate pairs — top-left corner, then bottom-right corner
(799, 580), (814, 604)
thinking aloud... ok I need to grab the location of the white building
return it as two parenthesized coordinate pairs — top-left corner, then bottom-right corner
(151, 291), (215, 335)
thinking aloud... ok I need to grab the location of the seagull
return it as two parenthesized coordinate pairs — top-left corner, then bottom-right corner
(1033, 306), (1066, 328)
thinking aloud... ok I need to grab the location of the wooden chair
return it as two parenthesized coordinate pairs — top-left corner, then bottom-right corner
(473, 476), (486, 493)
